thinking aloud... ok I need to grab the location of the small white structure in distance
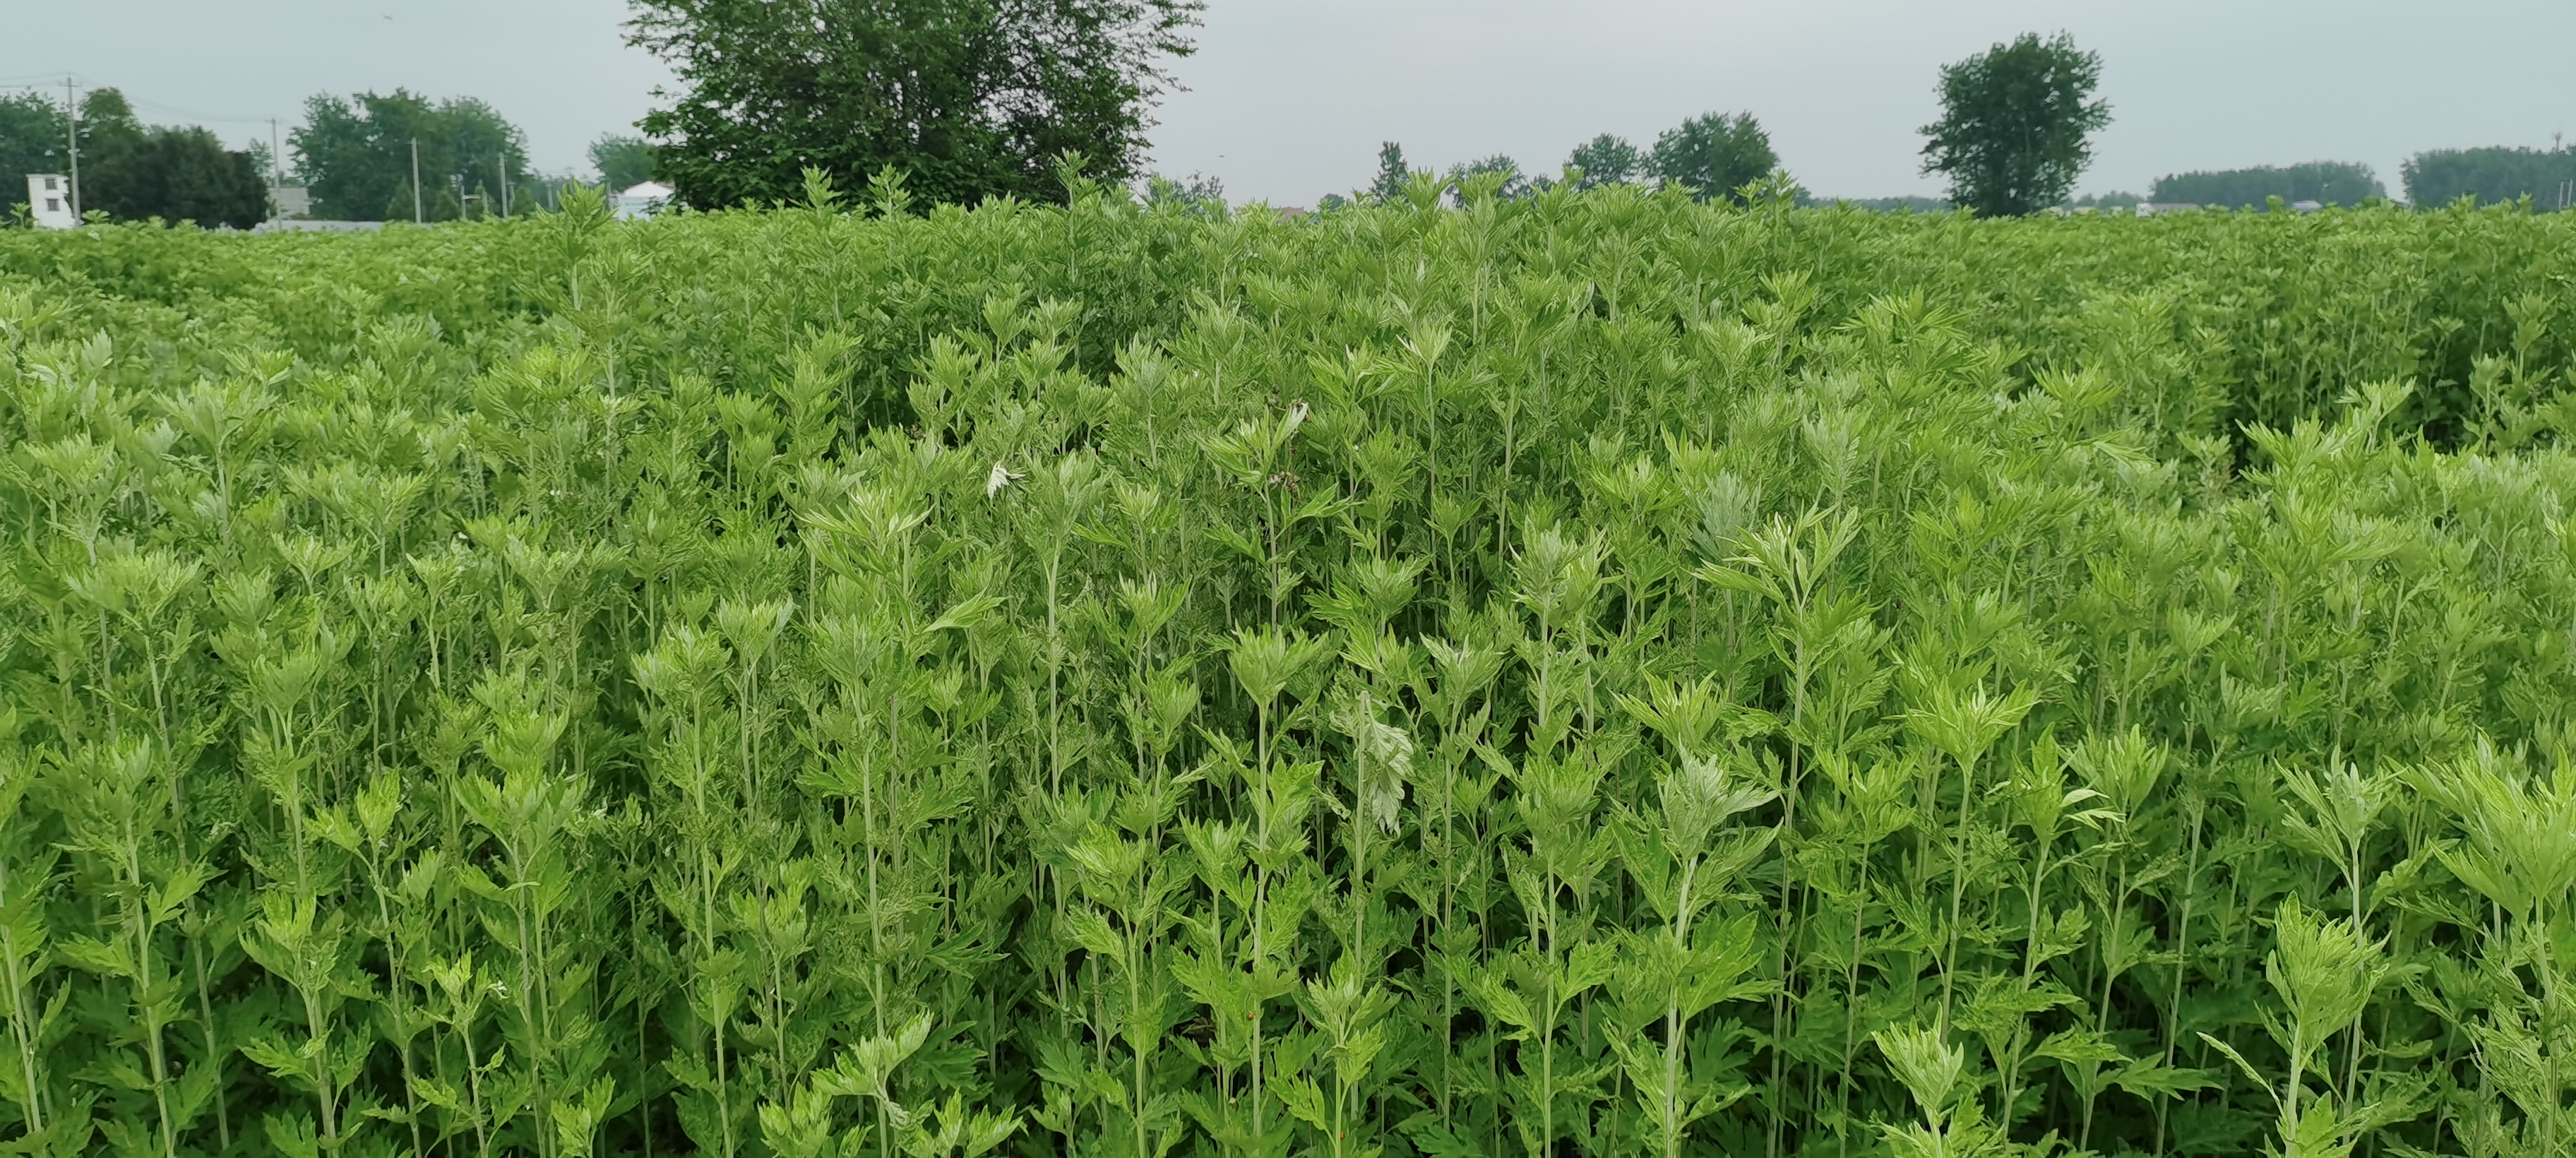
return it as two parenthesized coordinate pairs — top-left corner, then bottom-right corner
(612, 181), (673, 221)
(271, 185), (313, 219)
(25, 174), (76, 228)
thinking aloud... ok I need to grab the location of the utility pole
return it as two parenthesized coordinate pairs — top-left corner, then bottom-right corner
(270, 117), (282, 184)
(497, 152), (510, 217)
(63, 74), (80, 220)
(411, 136), (423, 224)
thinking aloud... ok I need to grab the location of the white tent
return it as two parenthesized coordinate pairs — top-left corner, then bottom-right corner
(612, 181), (674, 221)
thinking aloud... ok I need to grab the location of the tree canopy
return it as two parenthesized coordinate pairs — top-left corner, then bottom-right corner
(2402, 145), (2576, 209)
(290, 90), (530, 221)
(1366, 142), (1412, 202)
(2151, 161), (2384, 208)
(2, 89), (266, 227)
(1565, 133), (1642, 190)
(627, 0), (1202, 210)
(80, 106), (269, 227)
(590, 133), (660, 191)
(1920, 32), (2110, 216)
(0, 92), (69, 196)
(1445, 155), (1530, 201)
(1647, 112), (1779, 204)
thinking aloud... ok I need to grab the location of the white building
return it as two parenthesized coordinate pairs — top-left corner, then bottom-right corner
(270, 185), (313, 219)
(611, 181), (673, 221)
(24, 174), (76, 229)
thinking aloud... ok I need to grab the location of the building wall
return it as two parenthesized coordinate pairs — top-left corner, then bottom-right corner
(24, 174), (76, 229)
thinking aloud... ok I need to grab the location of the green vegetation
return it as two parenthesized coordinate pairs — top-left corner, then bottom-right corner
(0, 88), (267, 229)
(66, 90), (270, 230)
(1358, 111), (1787, 208)
(2, 179), (2575, 1158)
(1565, 133), (1645, 190)
(2149, 162), (2385, 209)
(626, 0), (1203, 210)
(589, 134), (660, 193)
(1922, 32), (2111, 216)
(0, 92), (73, 193)
(1645, 112), (1784, 205)
(289, 90), (532, 222)
(2403, 145), (2576, 210)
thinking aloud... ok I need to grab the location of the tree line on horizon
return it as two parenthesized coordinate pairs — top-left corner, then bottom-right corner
(0, 86), (667, 227)
(0, 88), (268, 228)
(8, 10), (2575, 229)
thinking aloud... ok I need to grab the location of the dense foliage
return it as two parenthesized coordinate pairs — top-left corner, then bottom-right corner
(288, 90), (532, 222)
(2402, 145), (2576, 210)
(0, 92), (73, 196)
(74, 94), (270, 232)
(2, 181), (2575, 1158)
(591, 135), (660, 193)
(0, 89), (268, 229)
(1564, 135), (1645, 191)
(1355, 112), (1787, 210)
(626, 0), (1202, 211)
(1921, 32), (2111, 217)
(1647, 113), (1783, 205)
(2148, 162), (2385, 209)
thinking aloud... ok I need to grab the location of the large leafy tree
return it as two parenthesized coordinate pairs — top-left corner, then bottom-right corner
(290, 90), (529, 221)
(590, 133), (660, 191)
(1920, 32), (2109, 216)
(0, 92), (69, 197)
(19, 89), (269, 228)
(1647, 112), (1779, 203)
(1445, 155), (1528, 201)
(1565, 133), (1643, 189)
(627, 0), (1203, 210)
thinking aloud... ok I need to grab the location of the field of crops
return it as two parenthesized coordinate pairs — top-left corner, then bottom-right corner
(2, 179), (2574, 1158)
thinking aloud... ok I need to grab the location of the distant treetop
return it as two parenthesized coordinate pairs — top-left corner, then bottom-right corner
(2151, 162), (2384, 208)
(627, 0), (1203, 210)
(2402, 145), (2576, 209)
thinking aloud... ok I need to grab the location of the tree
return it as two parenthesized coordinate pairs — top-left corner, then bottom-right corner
(0, 92), (68, 193)
(1648, 112), (1779, 203)
(627, 0), (1202, 210)
(1143, 171), (1223, 215)
(34, 89), (270, 228)
(1565, 133), (1642, 189)
(2151, 162), (2383, 208)
(2401, 145), (2576, 209)
(1919, 32), (2109, 216)
(83, 126), (269, 228)
(1445, 155), (1529, 201)
(290, 90), (529, 221)
(1366, 142), (1411, 201)
(591, 133), (658, 191)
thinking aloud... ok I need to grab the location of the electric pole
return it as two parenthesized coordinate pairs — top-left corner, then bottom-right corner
(270, 118), (282, 184)
(411, 136), (424, 224)
(63, 74), (80, 220)
(498, 152), (510, 217)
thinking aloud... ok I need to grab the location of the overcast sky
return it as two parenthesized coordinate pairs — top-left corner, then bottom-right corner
(6, 0), (2570, 203)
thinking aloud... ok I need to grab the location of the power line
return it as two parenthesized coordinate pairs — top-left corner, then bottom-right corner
(0, 73), (285, 127)
(121, 99), (286, 124)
